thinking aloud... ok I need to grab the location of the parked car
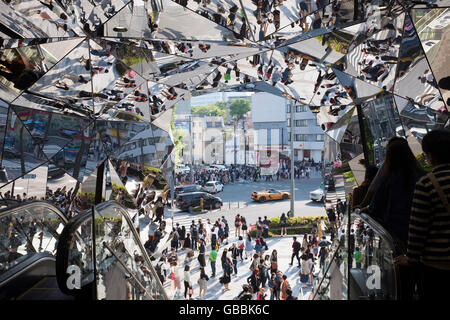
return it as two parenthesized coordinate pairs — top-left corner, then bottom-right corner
(310, 183), (325, 202)
(176, 192), (222, 212)
(175, 164), (190, 174)
(251, 189), (290, 202)
(204, 181), (224, 194)
(173, 184), (203, 198)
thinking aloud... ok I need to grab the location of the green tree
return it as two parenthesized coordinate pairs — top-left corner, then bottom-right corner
(215, 101), (227, 110)
(191, 104), (226, 119)
(173, 127), (186, 165)
(229, 98), (251, 120)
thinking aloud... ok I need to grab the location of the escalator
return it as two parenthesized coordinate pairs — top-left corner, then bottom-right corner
(312, 205), (407, 300)
(55, 201), (168, 300)
(0, 201), (73, 300)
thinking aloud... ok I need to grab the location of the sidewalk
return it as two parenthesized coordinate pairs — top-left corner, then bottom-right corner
(162, 235), (326, 300)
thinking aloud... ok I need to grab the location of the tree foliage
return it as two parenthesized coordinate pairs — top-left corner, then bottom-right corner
(173, 127), (186, 165)
(229, 98), (251, 120)
(191, 103), (226, 119)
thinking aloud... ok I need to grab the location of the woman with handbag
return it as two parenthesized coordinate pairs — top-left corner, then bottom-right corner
(300, 253), (310, 287)
(270, 249), (278, 274)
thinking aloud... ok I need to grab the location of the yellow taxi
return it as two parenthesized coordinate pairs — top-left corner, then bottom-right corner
(251, 189), (291, 202)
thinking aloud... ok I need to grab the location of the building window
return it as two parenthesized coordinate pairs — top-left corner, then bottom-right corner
(295, 134), (308, 141)
(295, 120), (308, 127)
(296, 105), (307, 112)
(215, 122), (221, 127)
(294, 150), (299, 156)
(316, 134), (324, 141)
(206, 122), (213, 128)
(287, 119), (291, 127)
(286, 105), (291, 113)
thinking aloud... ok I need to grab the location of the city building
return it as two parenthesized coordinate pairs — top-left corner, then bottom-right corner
(286, 104), (325, 163)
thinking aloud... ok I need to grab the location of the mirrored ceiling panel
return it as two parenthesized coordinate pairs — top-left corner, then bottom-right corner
(411, 8), (450, 111)
(360, 93), (405, 165)
(25, 39), (95, 110)
(336, 12), (405, 91)
(0, 164), (48, 201)
(394, 94), (449, 142)
(393, 13), (446, 111)
(1, 107), (47, 188)
(0, 0), (84, 38)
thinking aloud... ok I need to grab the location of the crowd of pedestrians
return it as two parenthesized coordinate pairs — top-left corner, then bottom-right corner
(175, 160), (323, 186)
(151, 205), (336, 300)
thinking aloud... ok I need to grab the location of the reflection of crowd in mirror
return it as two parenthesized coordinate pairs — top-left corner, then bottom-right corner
(0, 49), (45, 90)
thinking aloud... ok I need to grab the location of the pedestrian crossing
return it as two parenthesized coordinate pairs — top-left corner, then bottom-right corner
(324, 175), (346, 209)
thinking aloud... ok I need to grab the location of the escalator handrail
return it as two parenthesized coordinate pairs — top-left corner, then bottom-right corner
(94, 201), (169, 300)
(356, 212), (406, 255)
(55, 209), (93, 296)
(0, 200), (68, 224)
(0, 252), (55, 288)
(311, 242), (342, 300)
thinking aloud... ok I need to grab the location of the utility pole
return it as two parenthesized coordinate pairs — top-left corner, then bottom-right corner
(290, 102), (295, 217)
(188, 115), (194, 182)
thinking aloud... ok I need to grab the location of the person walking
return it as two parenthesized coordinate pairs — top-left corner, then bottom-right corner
(262, 216), (270, 238)
(221, 257), (232, 291)
(268, 273), (277, 300)
(258, 258), (268, 288)
(230, 243), (239, 276)
(280, 213), (287, 236)
(170, 262), (182, 298)
(198, 239), (206, 268)
(209, 247), (217, 277)
(300, 253), (310, 287)
(254, 238), (263, 255)
(190, 221), (198, 251)
(221, 248), (228, 271)
(234, 214), (242, 237)
(197, 267), (209, 300)
(241, 217), (248, 236)
(256, 217), (263, 238)
(179, 226), (186, 249)
(183, 265), (193, 300)
(247, 268), (261, 296)
(280, 275), (290, 300)
(270, 249), (278, 274)
(245, 233), (253, 259)
(289, 236), (301, 267)
(354, 247), (363, 269)
(237, 236), (245, 261)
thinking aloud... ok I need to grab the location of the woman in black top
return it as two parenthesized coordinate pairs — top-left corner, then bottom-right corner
(247, 268), (260, 294)
(179, 226), (186, 248)
(222, 258), (232, 291)
(241, 217), (248, 236)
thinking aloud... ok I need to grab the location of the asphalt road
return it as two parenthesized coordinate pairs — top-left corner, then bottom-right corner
(167, 173), (326, 231)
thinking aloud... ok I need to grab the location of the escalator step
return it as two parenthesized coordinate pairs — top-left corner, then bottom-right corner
(17, 277), (74, 300)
